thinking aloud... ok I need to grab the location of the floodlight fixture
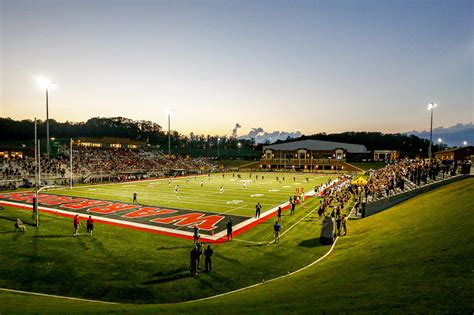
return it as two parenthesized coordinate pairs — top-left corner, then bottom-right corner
(37, 76), (57, 90)
(427, 102), (437, 111)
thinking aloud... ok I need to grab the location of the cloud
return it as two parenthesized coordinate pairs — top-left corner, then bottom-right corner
(231, 123), (242, 138)
(246, 127), (264, 139)
(405, 122), (473, 146)
(239, 127), (302, 144)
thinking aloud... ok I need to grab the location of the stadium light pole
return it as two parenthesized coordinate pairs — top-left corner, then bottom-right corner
(217, 137), (221, 160)
(463, 141), (467, 146)
(37, 76), (57, 160)
(70, 138), (73, 189)
(427, 102), (437, 159)
(166, 108), (175, 157)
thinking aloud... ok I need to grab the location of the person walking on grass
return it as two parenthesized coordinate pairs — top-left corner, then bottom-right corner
(86, 216), (94, 237)
(290, 201), (296, 215)
(273, 221), (281, 244)
(255, 202), (262, 218)
(204, 245), (214, 272)
(226, 219), (233, 241)
(133, 191), (138, 204)
(277, 206), (282, 222)
(73, 214), (80, 237)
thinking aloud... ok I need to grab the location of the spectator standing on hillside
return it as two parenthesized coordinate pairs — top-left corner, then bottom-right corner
(273, 221), (281, 244)
(226, 219), (233, 241)
(255, 202), (261, 218)
(341, 214), (348, 235)
(87, 216), (94, 237)
(73, 214), (80, 237)
(336, 215), (342, 236)
(204, 245), (214, 272)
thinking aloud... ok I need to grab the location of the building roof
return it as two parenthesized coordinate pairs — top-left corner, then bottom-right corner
(263, 139), (369, 153)
(435, 146), (473, 155)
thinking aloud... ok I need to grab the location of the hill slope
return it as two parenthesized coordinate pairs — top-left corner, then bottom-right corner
(1, 178), (473, 313)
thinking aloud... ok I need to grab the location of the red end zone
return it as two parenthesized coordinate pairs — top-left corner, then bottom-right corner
(0, 192), (304, 243)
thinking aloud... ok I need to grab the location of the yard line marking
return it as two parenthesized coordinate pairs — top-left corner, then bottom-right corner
(0, 288), (118, 304)
(219, 204), (247, 215)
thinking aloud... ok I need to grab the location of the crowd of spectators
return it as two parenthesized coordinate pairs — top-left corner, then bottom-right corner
(363, 158), (460, 202)
(1, 156), (65, 179)
(0, 147), (217, 182)
(317, 176), (353, 218)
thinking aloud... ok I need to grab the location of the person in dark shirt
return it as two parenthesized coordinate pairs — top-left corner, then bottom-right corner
(204, 245), (214, 272)
(87, 216), (94, 237)
(290, 201), (296, 215)
(190, 246), (198, 277)
(273, 221), (281, 243)
(226, 219), (233, 241)
(196, 242), (203, 270)
(255, 202), (262, 218)
(336, 216), (342, 236)
(277, 206), (282, 222)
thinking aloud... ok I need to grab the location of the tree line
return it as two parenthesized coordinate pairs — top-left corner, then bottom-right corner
(0, 117), (257, 156)
(1, 117), (435, 157)
(274, 132), (434, 156)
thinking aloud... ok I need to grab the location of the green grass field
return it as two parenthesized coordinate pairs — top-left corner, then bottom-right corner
(1, 177), (472, 313)
(50, 172), (330, 217)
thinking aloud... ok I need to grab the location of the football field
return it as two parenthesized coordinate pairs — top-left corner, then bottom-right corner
(11, 172), (335, 241)
(0, 172), (349, 304)
(52, 172), (330, 216)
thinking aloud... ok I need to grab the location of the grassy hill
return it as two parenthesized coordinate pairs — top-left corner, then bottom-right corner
(1, 178), (473, 313)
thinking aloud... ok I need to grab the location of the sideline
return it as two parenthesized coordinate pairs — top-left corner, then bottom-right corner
(0, 287), (118, 305)
(0, 238), (339, 306)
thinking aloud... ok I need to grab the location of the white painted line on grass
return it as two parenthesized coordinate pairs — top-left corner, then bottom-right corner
(267, 206), (318, 245)
(232, 238), (267, 245)
(0, 288), (118, 304)
(184, 237), (339, 304)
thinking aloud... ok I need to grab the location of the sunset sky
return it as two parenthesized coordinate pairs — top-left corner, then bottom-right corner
(1, 0), (472, 137)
